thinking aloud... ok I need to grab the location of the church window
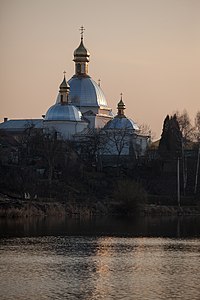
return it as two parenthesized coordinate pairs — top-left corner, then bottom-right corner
(77, 64), (81, 74)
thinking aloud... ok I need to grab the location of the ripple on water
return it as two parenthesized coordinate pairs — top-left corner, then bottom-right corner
(0, 236), (200, 300)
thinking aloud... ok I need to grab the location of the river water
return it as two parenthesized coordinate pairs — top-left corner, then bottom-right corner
(0, 216), (200, 300)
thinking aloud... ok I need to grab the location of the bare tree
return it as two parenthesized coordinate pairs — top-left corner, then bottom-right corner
(74, 129), (106, 171)
(26, 129), (65, 186)
(17, 122), (36, 163)
(138, 123), (154, 140)
(194, 111), (200, 194)
(175, 110), (195, 143)
(195, 111), (200, 142)
(41, 131), (64, 185)
(194, 145), (200, 194)
(174, 110), (195, 194)
(102, 125), (133, 174)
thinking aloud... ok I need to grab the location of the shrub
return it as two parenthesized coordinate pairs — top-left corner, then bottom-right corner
(113, 179), (147, 213)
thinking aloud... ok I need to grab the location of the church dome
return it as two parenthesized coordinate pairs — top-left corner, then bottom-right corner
(67, 76), (108, 107)
(103, 94), (139, 130)
(45, 103), (82, 121)
(74, 40), (90, 62)
(59, 76), (70, 90)
(104, 117), (139, 131)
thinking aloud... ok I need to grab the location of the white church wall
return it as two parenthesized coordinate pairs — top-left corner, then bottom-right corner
(43, 120), (88, 140)
(101, 131), (149, 158)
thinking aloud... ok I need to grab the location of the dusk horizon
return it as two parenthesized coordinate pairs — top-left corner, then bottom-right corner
(1, 0), (199, 139)
(1, 2), (200, 297)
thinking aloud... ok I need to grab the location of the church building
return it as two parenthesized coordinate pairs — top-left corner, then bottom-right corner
(0, 27), (150, 156)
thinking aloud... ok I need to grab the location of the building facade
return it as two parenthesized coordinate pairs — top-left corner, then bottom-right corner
(0, 29), (150, 157)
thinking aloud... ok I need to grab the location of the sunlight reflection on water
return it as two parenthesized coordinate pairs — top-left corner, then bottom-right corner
(0, 236), (200, 300)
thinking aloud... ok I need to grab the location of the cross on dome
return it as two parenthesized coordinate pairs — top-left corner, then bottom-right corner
(74, 26), (90, 76)
(79, 26), (85, 40)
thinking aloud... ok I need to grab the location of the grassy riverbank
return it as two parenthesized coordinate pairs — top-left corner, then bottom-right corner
(0, 194), (199, 218)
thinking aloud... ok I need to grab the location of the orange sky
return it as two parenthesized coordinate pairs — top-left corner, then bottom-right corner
(0, 0), (199, 139)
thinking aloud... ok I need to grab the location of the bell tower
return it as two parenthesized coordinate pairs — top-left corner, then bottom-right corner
(59, 72), (70, 104)
(117, 93), (126, 118)
(73, 26), (90, 76)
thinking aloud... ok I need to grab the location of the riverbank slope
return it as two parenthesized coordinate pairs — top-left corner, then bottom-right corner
(0, 194), (199, 218)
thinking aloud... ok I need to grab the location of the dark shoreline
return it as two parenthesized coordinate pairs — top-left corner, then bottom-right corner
(0, 195), (200, 218)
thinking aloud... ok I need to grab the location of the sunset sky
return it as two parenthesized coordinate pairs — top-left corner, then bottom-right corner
(0, 0), (199, 139)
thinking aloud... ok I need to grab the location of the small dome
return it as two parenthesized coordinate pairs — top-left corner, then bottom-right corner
(59, 76), (70, 90)
(74, 40), (90, 60)
(117, 99), (125, 110)
(45, 104), (82, 122)
(67, 76), (108, 107)
(104, 117), (139, 131)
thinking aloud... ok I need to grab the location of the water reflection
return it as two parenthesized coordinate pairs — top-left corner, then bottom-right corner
(0, 215), (200, 238)
(0, 217), (200, 299)
(1, 236), (200, 300)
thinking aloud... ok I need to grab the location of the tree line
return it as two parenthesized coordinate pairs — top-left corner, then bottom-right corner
(0, 109), (199, 208)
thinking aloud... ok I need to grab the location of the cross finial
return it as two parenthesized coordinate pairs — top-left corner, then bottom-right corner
(63, 70), (66, 77)
(79, 26), (85, 40)
(120, 93), (123, 100)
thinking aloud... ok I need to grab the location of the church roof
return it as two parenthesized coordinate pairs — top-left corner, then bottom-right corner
(104, 116), (139, 131)
(67, 76), (108, 107)
(44, 103), (82, 122)
(103, 94), (139, 131)
(0, 119), (43, 131)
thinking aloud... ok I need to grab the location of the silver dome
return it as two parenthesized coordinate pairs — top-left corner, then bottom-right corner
(45, 104), (82, 121)
(104, 117), (139, 131)
(67, 76), (108, 107)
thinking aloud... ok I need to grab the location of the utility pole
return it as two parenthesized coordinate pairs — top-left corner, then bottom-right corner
(182, 139), (187, 195)
(177, 157), (180, 208)
(194, 145), (200, 194)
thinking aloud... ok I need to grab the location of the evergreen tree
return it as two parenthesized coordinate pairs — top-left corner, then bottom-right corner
(159, 114), (182, 159)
